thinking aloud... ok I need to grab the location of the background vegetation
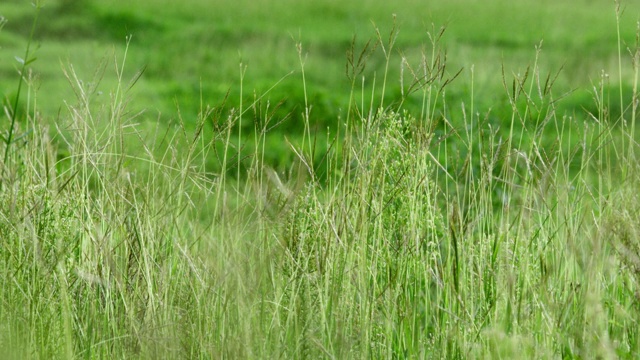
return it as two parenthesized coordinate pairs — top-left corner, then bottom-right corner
(2, 0), (640, 358)
(2, 0), (640, 167)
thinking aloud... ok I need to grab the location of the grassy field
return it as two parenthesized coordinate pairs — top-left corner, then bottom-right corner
(2, 0), (640, 167)
(2, 0), (640, 358)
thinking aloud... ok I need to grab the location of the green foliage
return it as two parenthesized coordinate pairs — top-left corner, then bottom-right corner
(3, 1), (640, 358)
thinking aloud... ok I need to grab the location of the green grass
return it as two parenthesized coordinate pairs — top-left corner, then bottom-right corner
(2, 0), (640, 153)
(3, 0), (640, 358)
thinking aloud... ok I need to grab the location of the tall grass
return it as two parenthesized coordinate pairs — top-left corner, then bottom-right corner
(2, 4), (640, 359)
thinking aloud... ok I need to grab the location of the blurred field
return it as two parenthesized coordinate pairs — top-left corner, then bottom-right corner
(2, 0), (639, 148)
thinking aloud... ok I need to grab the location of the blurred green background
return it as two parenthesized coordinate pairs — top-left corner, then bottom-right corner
(1, 0), (639, 169)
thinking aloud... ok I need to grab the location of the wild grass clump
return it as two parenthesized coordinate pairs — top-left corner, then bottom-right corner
(2, 3), (640, 359)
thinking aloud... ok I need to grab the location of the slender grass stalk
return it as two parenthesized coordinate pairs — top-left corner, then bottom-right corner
(2, 1), (41, 169)
(237, 62), (247, 208)
(629, 20), (640, 162)
(615, 1), (628, 166)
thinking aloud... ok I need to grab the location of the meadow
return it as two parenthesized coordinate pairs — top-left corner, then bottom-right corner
(2, 0), (640, 358)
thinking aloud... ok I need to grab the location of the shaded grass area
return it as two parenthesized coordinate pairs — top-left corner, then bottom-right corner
(2, 1), (640, 358)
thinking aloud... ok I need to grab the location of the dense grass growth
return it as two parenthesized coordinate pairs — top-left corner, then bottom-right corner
(2, 1), (640, 359)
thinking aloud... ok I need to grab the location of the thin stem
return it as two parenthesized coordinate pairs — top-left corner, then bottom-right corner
(3, 2), (42, 166)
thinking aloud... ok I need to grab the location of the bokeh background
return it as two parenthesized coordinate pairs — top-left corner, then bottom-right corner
(2, 0), (640, 168)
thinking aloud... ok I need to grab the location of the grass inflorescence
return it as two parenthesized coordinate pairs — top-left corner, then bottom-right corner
(2, 2), (640, 359)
